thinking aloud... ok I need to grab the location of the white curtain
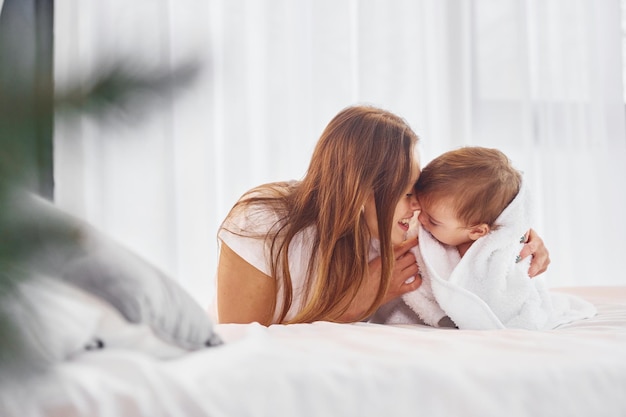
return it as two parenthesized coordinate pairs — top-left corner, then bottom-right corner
(54, 0), (626, 307)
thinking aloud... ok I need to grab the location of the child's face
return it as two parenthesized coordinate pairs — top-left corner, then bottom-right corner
(417, 198), (473, 248)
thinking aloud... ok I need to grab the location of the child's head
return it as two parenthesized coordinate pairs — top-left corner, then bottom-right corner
(415, 147), (521, 250)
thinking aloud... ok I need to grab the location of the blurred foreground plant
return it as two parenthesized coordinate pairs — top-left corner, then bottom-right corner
(0, 1), (202, 377)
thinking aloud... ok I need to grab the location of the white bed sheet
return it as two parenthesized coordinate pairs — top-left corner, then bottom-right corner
(3, 286), (626, 417)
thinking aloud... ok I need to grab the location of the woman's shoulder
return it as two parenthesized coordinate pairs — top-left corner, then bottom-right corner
(222, 180), (299, 236)
(246, 180), (298, 199)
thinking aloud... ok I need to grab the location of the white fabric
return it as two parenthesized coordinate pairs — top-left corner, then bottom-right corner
(9, 277), (199, 362)
(381, 181), (597, 329)
(6, 278), (103, 365)
(369, 228), (448, 327)
(2, 286), (626, 417)
(400, 225), (449, 326)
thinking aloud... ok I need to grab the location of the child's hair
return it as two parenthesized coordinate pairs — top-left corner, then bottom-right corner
(415, 146), (521, 229)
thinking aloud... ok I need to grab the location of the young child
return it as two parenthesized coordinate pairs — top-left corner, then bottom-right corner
(372, 146), (595, 329)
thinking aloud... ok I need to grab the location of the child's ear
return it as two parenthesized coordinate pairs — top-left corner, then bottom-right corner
(468, 224), (490, 241)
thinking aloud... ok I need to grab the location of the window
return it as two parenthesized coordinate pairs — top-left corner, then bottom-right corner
(0, 0), (54, 198)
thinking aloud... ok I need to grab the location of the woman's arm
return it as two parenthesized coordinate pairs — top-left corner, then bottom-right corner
(216, 242), (276, 325)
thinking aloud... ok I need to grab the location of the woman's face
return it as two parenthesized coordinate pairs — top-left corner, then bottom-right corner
(363, 149), (421, 246)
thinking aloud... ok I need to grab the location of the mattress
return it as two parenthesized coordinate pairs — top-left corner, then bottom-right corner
(3, 286), (626, 417)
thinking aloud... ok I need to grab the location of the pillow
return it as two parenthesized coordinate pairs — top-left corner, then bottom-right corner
(1, 189), (221, 375)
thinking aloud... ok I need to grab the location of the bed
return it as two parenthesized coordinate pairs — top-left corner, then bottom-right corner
(2, 195), (626, 417)
(0, 286), (623, 417)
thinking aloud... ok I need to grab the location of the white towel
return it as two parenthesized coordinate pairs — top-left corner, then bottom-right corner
(383, 180), (596, 330)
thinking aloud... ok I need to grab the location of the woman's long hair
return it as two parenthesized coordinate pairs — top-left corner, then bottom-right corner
(220, 105), (419, 323)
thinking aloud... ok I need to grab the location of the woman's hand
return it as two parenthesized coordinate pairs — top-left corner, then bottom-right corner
(386, 237), (422, 300)
(374, 237), (422, 305)
(519, 228), (551, 277)
(339, 237), (422, 322)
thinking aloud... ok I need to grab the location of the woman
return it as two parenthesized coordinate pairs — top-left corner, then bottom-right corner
(216, 105), (549, 325)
